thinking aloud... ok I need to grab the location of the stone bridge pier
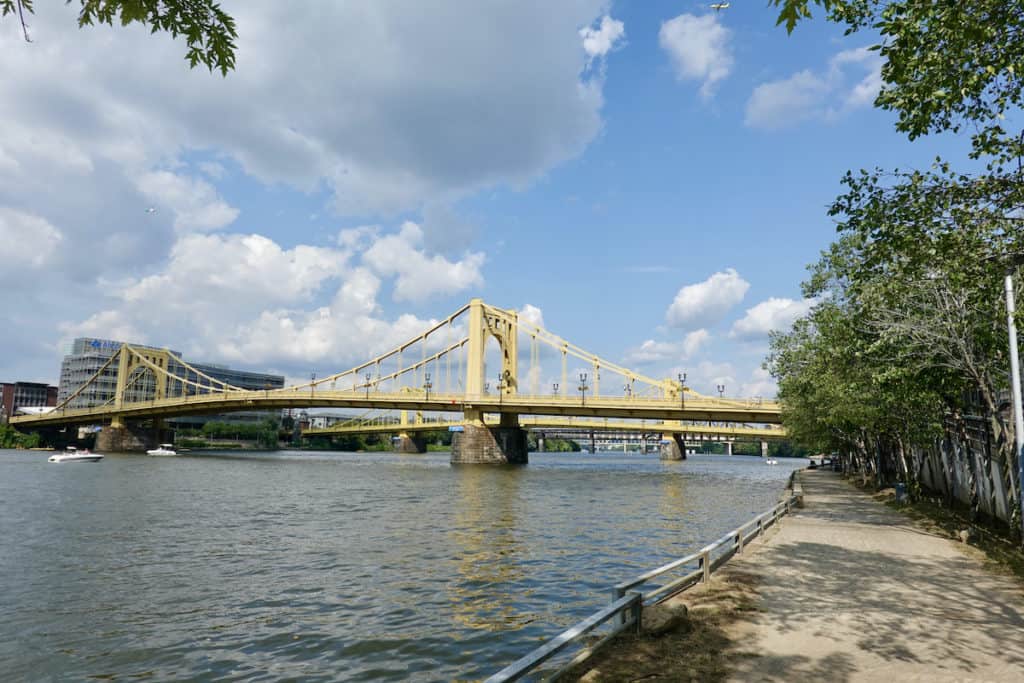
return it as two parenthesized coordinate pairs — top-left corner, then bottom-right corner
(96, 419), (167, 453)
(659, 433), (687, 461)
(396, 433), (427, 454)
(451, 412), (528, 464)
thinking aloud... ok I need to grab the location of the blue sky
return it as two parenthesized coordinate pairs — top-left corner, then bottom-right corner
(0, 1), (968, 397)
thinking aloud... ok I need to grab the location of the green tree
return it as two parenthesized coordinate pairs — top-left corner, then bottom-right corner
(770, 0), (1024, 162)
(2, 0), (237, 74)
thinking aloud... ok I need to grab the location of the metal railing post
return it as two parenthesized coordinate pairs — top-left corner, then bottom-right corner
(629, 592), (643, 634)
(701, 550), (710, 583)
(612, 586), (626, 626)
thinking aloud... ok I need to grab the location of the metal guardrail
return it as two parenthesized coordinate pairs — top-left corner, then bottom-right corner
(484, 490), (800, 683)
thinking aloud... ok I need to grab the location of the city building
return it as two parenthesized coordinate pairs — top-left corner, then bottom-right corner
(1, 381), (58, 422)
(57, 338), (285, 427)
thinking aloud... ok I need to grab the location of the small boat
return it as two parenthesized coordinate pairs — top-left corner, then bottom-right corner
(765, 458), (778, 465)
(48, 446), (104, 463)
(146, 444), (177, 456)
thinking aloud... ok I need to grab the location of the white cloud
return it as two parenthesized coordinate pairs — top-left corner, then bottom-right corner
(625, 339), (681, 365)
(57, 225), (481, 371)
(362, 222), (485, 303)
(682, 328), (711, 357)
(659, 14), (733, 99)
(677, 360), (736, 396)
(665, 268), (749, 329)
(0, 2), (629, 381)
(730, 297), (816, 339)
(745, 46), (883, 129)
(580, 15), (625, 61)
(623, 329), (710, 365)
(1, 2), (614, 217)
(519, 304), (545, 329)
(0, 208), (63, 272)
(738, 366), (777, 398)
(136, 171), (239, 233)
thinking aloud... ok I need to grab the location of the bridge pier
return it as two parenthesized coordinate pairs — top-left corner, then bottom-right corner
(724, 441), (733, 456)
(396, 433), (427, 454)
(659, 433), (687, 461)
(761, 440), (769, 458)
(96, 421), (158, 453)
(451, 413), (528, 465)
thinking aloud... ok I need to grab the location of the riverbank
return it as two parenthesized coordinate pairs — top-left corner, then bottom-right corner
(569, 469), (1024, 682)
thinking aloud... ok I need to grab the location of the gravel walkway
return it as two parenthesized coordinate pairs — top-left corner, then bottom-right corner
(726, 469), (1024, 682)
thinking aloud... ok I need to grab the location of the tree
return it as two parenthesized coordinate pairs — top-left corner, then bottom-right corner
(770, 0), (1024, 163)
(2, 0), (237, 74)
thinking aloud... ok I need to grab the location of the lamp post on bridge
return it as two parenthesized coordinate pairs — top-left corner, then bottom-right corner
(716, 383), (725, 399)
(364, 372), (371, 399)
(424, 372), (432, 402)
(552, 382), (559, 396)
(578, 373), (589, 407)
(678, 372), (687, 409)
(311, 372), (316, 399)
(496, 373), (504, 410)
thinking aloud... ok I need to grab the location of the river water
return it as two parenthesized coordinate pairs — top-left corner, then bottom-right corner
(0, 449), (803, 681)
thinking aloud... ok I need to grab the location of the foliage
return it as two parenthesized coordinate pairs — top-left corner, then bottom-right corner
(769, 0), (1024, 163)
(0, 423), (40, 448)
(2, 0), (237, 74)
(178, 419), (279, 448)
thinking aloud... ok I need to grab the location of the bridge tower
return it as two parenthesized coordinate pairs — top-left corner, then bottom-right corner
(451, 299), (528, 464)
(98, 345), (172, 452)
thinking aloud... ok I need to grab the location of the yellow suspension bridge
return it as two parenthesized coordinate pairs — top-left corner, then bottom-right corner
(13, 299), (783, 463)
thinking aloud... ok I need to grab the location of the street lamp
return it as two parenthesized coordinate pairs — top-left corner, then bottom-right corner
(496, 372), (505, 410)
(624, 383), (632, 398)
(578, 372), (589, 406)
(424, 372), (432, 401)
(678, 372), (687, 409)
(716, 384), (725, 399)
(311, 372), (316, 399)
(364, 372), (371, 399)
(552, 382), (560, 395)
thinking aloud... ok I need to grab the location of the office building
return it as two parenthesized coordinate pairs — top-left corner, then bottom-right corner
(1, 381), (58, 421)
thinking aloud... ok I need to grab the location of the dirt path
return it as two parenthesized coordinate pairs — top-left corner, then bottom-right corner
(724, 469), (1024, 682)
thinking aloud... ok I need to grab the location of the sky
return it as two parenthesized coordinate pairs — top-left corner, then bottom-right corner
(0, 1), (968, 398)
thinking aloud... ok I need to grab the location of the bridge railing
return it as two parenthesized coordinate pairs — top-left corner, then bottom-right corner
(484, 491), (799, 683)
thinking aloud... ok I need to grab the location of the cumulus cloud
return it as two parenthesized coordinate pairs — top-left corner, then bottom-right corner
(3, 2), (624, 379)
(738, 366), (777, 398)
(519, 304), (545, 329)
(57, 223), (485, 371)
(580, 15), (625, 61)
(730, 297), (816, 339)
(659, 13), (733, 98)
(665, 268), (750, 329)
(745, 46), (883, 129)
(624, 329), (710, 365)
(0, 208), (63, 272)
(362, 222), (484, 303)
(136, 171), (239, 233)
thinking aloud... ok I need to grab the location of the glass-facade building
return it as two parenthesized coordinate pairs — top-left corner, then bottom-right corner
(58, 337), (285, 409)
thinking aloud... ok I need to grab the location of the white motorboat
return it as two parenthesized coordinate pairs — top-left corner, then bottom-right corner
(48, 446), (104, 463)
(146, 443), (177, 456)
(765, 458), (778, 465)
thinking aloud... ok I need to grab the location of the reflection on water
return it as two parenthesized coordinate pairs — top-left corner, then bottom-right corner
(449, 465), (526, 631)
(0, 449), (803, 681)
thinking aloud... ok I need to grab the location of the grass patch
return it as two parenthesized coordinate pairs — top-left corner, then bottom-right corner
(560, 569), (762, 682)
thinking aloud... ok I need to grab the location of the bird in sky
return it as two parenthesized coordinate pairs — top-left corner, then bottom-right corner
(710, 2), (730, 10)
(144, 207), (157, 214)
